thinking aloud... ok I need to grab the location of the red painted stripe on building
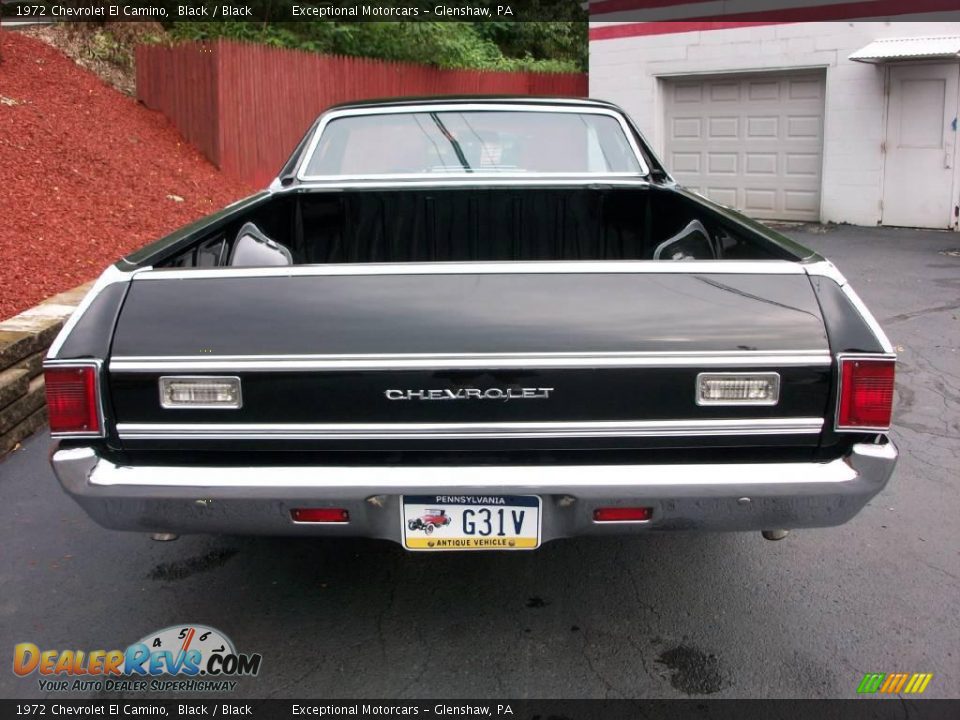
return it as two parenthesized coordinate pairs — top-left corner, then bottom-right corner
(590, 0), (960, 40)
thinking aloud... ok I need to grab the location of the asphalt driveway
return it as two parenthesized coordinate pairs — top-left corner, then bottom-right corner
(1, 224), (957, 699)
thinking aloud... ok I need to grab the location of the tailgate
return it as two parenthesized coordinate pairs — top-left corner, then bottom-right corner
(106, 265), (831, 451)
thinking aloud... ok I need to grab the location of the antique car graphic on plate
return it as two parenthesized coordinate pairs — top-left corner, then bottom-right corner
(44, 97), (897, 550)
(407, 508), (453, 533)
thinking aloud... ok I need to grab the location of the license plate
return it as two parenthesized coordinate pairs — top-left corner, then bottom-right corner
(401, 495), (541, 551)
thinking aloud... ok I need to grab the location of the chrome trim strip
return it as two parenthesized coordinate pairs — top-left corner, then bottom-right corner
(54, 443), (895, 490)
(296, 103), (651, 181)
(803, 259), (846, 285)
(293, 178), (654, 190)
(834, 353), (897, 433)
(42, 359), (106, 439)
(116, 418), (823, 441)
(110, 351), (831, 373)
(134, 259), (806, 281)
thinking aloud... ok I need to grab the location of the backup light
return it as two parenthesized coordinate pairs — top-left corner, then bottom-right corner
(44, 364), (102, 436)
(837, 356), (895, 431)
(159, 376), (242, 409)
(696, 373), (780, 406)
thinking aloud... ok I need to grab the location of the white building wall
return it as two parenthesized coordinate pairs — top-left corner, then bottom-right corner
(590, 22), (960, 226)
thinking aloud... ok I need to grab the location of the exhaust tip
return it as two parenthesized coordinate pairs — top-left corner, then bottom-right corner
(150, 532), (179, 542)
(761, 529), (789, 541)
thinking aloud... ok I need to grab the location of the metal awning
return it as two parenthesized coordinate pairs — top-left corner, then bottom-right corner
(849, 36), (960, 64)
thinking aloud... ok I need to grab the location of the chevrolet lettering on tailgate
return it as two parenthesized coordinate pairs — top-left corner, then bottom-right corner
(385, 387), (554, 401)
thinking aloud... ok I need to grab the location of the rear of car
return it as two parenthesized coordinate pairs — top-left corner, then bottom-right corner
(45, 99), (897, 550)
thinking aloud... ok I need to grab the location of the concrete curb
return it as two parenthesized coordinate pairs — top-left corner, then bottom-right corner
(0, 282), (94, 457)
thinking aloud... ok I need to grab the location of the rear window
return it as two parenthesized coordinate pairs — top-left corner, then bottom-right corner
(302, 109), (644, 178)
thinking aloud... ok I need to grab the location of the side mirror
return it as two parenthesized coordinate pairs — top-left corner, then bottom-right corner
(653, 219), (716, 261)
(229, 222), (293, 267)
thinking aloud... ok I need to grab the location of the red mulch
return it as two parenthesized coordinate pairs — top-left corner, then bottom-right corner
(0, 31), (254, 319)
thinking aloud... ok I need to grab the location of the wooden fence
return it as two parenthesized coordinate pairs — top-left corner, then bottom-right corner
(136, 40), (589, 187)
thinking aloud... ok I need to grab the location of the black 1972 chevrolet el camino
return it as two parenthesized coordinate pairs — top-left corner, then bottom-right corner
(44, 97), (897, 551)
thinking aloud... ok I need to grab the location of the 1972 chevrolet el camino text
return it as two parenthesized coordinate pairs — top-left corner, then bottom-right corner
(45, 98), (897, 550)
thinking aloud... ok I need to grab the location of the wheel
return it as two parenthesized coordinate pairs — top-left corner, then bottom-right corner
(408, 520), (418, 531)
(425, 524), (434, 534)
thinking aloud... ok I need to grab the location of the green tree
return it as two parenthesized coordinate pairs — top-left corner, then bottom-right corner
(164, 2), (587, 73)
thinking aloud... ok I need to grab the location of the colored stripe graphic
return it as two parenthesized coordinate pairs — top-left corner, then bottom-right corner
(857, 673), (885, 693)
(857, 672), (933, 694)
(904, 673), (934, 694)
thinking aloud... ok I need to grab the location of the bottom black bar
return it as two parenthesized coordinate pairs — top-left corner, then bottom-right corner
(1, 700), (958, 720)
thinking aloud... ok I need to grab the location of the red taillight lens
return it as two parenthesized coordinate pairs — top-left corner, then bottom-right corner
(291, 508), (350, 523)
(44, 365), (101, 435)
(593, 507), (653, 522)
(837, 357), (895, 430)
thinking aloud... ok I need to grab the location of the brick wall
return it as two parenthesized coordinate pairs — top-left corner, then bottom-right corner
(0, 283), (92, 456)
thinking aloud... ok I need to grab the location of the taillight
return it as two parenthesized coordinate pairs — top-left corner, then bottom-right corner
(44, 364), (102, 436)
(836, 355), (895, 431)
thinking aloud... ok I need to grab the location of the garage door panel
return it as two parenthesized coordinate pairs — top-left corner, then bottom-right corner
(786, 115), (822, 138)
(748, 81), (780, 101)
(785, 153), (820, 177)
(745, 153), (777, 175)
(746, 116), (779, 139)
(707, 153), (738, 174)
(710, 83), (741, 101)
(708, 116), (739, 138)
(785, 190), (820, 213)
(671, 117), (703, 139)
(706, 187), (738, 207)
(788, 78), (824, 100)
(744, 188), (777, 212)
(671, 152), (701, 173)
(674, 83), (703, 102)
(665, 72), (825, 221)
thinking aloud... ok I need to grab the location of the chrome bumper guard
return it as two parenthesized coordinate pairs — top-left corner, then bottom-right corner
(51, 441), (897, 542)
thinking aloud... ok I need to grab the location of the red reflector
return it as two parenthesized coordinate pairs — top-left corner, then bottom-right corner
(44, 365), (100, 435)
(593, 507), (653, 522)
(291, 508), (350, 523)
(837, 357), (895, 430)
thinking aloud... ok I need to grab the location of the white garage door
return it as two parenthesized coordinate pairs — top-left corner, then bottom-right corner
(664, 72), (826, 222)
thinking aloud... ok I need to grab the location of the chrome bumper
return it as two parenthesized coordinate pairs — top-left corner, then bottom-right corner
(51, 442), (897, 543)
